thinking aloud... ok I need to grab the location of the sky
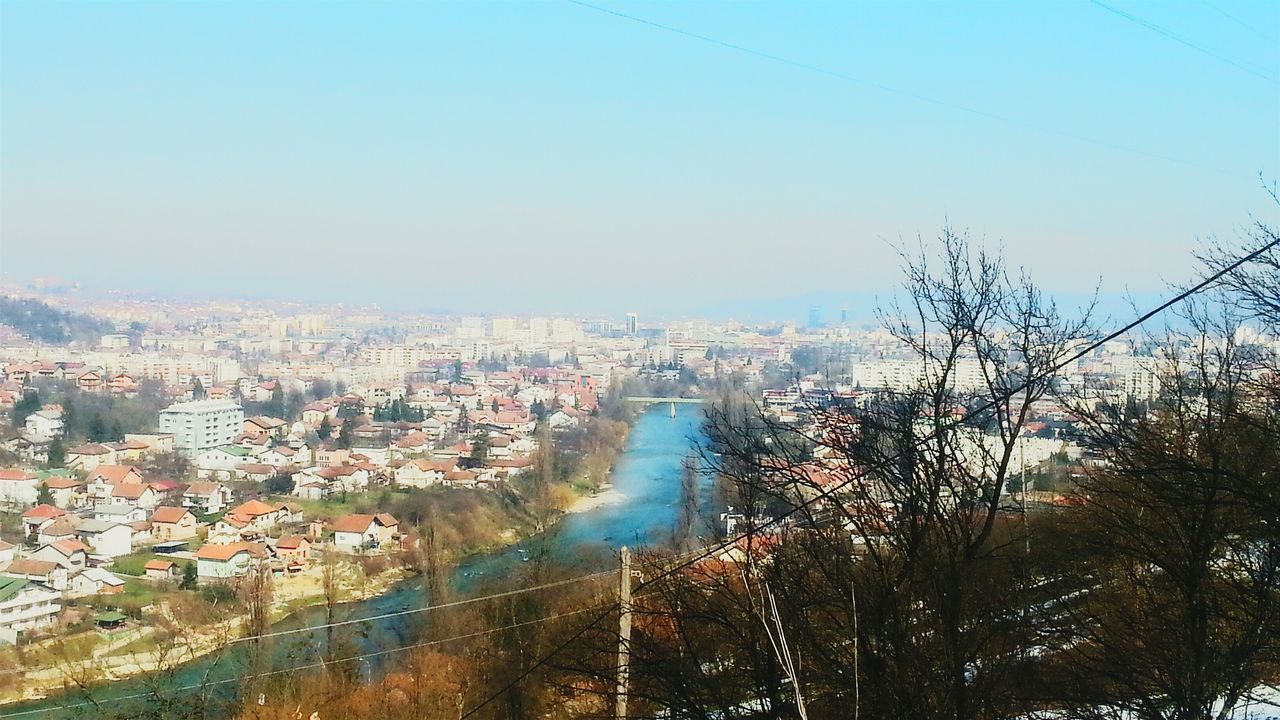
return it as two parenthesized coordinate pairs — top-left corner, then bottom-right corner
(1, 0), (1277, 321)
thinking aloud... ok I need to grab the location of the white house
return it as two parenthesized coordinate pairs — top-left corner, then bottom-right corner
(0, 576), (61, 643)
(0, 470), (39, 507)
(182, 482), (232, 515)
(23, 410), (64, 439)
(75, 520), (133, 558)
(196, 542), (255, 579)
(331, 513), (399, 553)
(196, 446), (253, 479)
(68, 567), (125, 597)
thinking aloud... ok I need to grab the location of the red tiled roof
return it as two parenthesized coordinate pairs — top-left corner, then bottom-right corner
(195, 542), (251, 561)
(22, 504), (65, 520)
(330, 514), (376, 533)
(150, 506), (193, 524)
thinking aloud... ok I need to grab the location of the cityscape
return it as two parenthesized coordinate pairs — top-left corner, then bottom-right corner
(0, 1), (1277, 719)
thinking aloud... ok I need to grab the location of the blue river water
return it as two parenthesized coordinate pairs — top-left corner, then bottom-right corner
(4, 403), (707, 718)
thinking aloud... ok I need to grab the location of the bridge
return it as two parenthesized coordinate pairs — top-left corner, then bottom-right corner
(622, 396), (706, 404)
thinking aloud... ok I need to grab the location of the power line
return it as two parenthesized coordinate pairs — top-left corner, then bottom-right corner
(1199, 0), (1277, 43)
(564, 0), (1250, 179)
(1089, 0), (1275, 81)
(457, 235), (1280, 718)
(232, 568), (618, 644)
(0, 606), (605, 719)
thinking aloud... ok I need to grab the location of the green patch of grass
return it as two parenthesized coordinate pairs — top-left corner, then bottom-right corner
(287, 495), (371, 521)
(110, 552), (192, 577)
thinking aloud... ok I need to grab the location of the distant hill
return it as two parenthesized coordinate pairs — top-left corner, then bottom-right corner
(0, 296), (115, 344)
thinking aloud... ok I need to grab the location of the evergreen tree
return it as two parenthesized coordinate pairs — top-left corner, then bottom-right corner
(87, 415), (109, 442)
(336, 420), (354, 450)
(46, 437), (65, 467)
(11, 389), (40, 426)
(36, 483), (54, 506)
(318, 415), (333, 440)
(179, 562), (198, 589)
(192, 378), (206, 400)
(267, 385), (286, 419)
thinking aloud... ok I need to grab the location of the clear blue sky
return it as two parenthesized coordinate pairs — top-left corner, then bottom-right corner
(1, 0), (1276, 319)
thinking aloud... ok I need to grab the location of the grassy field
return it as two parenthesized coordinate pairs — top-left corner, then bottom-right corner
(110, 552), (192, 577)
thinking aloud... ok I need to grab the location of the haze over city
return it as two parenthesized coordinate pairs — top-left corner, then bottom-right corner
(2, 1), (1277, 317)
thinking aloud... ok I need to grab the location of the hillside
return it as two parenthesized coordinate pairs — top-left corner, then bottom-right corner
(0, 296), (115, 344)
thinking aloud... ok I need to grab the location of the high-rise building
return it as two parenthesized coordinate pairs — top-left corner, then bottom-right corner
(158, 399), (245, 456)
(529, 317), (550, 339)
(807, 306), (822, 329)
(625, 312), (639, 335)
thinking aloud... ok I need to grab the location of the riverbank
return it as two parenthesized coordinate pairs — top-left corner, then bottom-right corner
(0, 403), (707, 719)
(0, 562), (409, 705)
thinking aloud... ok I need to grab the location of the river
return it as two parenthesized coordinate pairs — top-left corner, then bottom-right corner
(3, 402), (708, 719)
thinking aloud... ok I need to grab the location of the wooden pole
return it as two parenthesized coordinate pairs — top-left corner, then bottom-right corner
(616, 546), (632, 720)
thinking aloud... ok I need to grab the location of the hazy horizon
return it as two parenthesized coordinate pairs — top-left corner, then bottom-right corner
(2, 1), (1277, 318)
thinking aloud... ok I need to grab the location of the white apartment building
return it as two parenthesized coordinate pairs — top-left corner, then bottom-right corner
(0, 577), (61, 644)
(159, 399), (245, 456)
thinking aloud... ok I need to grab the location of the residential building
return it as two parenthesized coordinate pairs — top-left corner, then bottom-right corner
(195, 543), (253, 579)
(0, 470), (38, 507)
(331, 513), (399, 552)
(0, 576), (61, 643)
(158, 399), (245, 456)
(150, 507), (198, 541)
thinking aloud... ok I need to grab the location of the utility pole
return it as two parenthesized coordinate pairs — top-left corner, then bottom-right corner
(616, 545), (632, 720)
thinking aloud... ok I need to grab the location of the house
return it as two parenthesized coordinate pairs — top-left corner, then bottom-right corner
(260, 446), (300, 468)
(0, 576), (62, 643)
(307, 465), (369, 493)
(107, 439), (151, 463)
(196, 446), (253, 480)
(109, 483), (162, 510)
(274, 536), (311, 565)
(66, 443), (117, 471)
(182, 482), (233, 515)
(23, 410), (64, 439)
(1, 434), (50, 465)
(75, 520), (133, 558)
(0, 540), (14, 570)
(300, 403), (332, 426)
(87, 464), (145, 487)
(242, 416), (288, 440)
(41, 477), (81, 509)
(235, 463), (278, 483)
(395, 458), (456, 488)
(196, 542), (254, 579)
(331, 513), (399, 553)
(109, 373), (140, 395)
(123, 433), (174, 454)
(31, 540), (90, 575)
(224, 499), (289, 530)
(0, 469), (39, 506)
(144, 559), (177, 580)
(150, 506), (198, 542)
(36, 517), (78, 546)
(94, 505), (147, 524)
(21, 505), (66, 539)
(74, 370), (104, 393)
(3, 559), (69, 591)
(68, 567), (125, 597)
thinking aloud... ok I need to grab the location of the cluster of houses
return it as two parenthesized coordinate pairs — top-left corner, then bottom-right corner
(0, 359), (616, 645)
(184, 370), (601, 499)
(0, 461), (411, 644)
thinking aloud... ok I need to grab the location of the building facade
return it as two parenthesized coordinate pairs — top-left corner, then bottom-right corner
(159, 400), (245, 456)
